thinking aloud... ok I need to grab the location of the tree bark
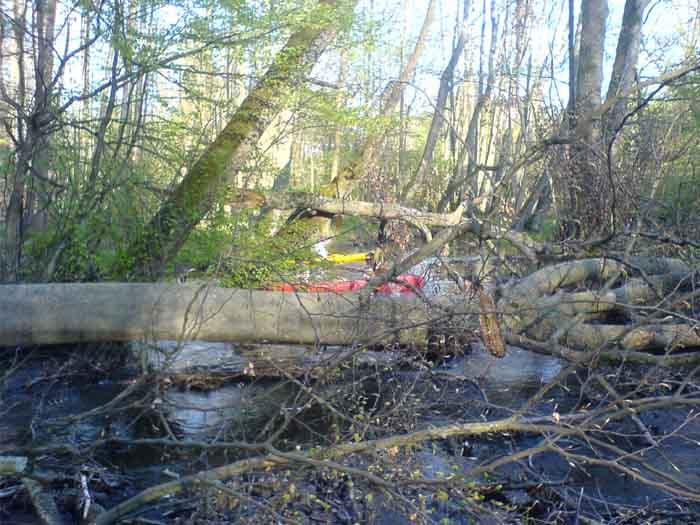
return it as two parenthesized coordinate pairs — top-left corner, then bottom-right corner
(563, 0), (609, 238)
(404, 3), (470, 203)
(0, 283), (429, 347)
(0, 256), (695, 356)
(126, 0), (355, 279)
(575, 0), (607, 125)
(2, 0), (58, 281)
(603, 0), (650, 140)
(24, 0), (57, 234)
(567, 0), (576, 128)
(228, 189), (465, 229)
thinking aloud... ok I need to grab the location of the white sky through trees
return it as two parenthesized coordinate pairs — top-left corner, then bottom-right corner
(352, 0), (697, 112)
(37, 0), (700, 124)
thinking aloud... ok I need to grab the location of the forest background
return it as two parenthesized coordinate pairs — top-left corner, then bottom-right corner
(1, 0), (698, 283)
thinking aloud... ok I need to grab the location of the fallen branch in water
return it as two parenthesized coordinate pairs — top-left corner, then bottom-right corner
(93, 397), (700, 525)
(92, 416), (547, 525)
(0, 458), (64, 525)
(505, 333), (700, 366)
(22, 478), (63, 525)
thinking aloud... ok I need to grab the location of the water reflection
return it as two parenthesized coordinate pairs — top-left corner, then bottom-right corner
(439, 343), (564, 406)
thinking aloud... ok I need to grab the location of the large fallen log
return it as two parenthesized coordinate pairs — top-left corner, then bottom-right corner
(1, 258), (697, 358)
(0, 283), (432, 347)
(228, 189), (465, 228)
(499, 257), (700, 352)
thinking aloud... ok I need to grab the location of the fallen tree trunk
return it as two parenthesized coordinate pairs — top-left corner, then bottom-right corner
(229, 189), (465, 229)
(564, 323), (700, 351)
(499, 257), (700, 352)
(1, 258), (697, 358)
(0, 283), (431, 347)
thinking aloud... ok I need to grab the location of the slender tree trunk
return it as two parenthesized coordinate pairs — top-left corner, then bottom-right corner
(437, 0), (498, 212)
(567, 0), (576, 129)
(78, 7), (92, 169)
(562, 0), (608, 238)
(603, 0), (650, 141)
(25, 0), (57, 234)
(397, 0), (408, 194)
(2, 0), (28, 282)
(403, 1), (470, 203)
(576, 0), (608, 115)
(330, 52), (347, 182)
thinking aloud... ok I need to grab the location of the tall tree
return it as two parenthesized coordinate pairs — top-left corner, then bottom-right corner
(561, 0), (651, 239)
(24, 0), (57, 230)
(403, 0), (470, 204)
(563, 0), (608, 238)
(126, 0), (357, 279)
(603, 0), (650, 140)
(1, 0), (57, 281)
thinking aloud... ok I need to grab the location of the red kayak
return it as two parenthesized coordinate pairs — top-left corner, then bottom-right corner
(268, 274), (424, 295)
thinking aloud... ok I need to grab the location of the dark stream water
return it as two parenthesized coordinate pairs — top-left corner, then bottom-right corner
(2, 341), (699, 524)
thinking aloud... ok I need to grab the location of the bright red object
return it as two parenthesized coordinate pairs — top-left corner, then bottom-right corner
(267, 274), (424, 295)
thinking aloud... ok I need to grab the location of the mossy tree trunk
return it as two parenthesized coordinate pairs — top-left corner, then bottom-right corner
(126, 0), (355, 279)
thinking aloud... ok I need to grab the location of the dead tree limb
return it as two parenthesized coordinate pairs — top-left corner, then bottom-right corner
(92, 416), (554, 525)
(229, 188), (551, 262)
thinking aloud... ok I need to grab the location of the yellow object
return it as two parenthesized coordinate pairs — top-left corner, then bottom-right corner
(325, 252), (371, 264)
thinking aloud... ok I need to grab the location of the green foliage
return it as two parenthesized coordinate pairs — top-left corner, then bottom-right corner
(19, 143), (163, 281)
(8, 0), (411, 283)
(528, 216), (559, 242)
(657, 171), (700, 225)
(173, 209), (322, 288)
(654, 74), (700, 227)
(23, 211), (149, 282)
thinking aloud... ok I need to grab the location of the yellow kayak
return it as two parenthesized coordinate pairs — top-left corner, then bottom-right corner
(325, 252), (371, 264)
